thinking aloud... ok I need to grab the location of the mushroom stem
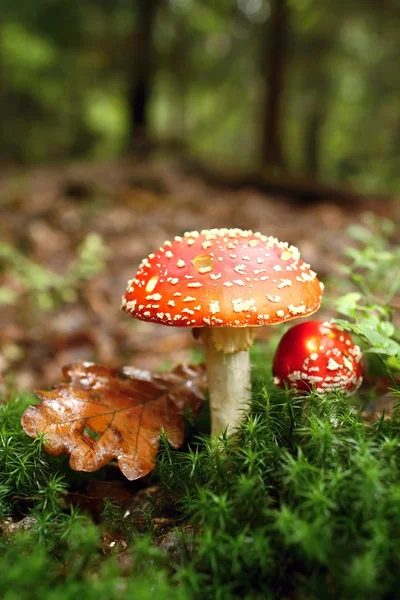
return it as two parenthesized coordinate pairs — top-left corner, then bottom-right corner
(200, 327), (254, 436)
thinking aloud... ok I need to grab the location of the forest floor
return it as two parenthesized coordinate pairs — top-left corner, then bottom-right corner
(0, 157), (399, 393)
(1, 158), (400, 599)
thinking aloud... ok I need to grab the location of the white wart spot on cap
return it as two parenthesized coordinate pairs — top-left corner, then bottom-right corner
(266, 294), (281, 303)
(277, 279), (292, 289)
(192, 254), (215, 273)
(145, 276), (159, 293)
(232, 298), (256, 313)
(327, 358), (341, 371)
(288, 304), (306, 315)
(209, 300), (220, 314)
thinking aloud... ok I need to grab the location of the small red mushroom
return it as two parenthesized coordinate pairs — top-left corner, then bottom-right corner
(122, 229), (324, 435)
(272, 321), (363, 394)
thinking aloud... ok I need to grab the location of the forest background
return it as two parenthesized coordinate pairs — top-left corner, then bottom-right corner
(1, 0), (400, 192)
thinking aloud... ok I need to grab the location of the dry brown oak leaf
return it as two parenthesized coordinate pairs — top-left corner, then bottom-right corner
(21, 362), (206, 480)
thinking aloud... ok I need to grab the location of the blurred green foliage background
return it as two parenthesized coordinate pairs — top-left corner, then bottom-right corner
(1, 0), (399, 191)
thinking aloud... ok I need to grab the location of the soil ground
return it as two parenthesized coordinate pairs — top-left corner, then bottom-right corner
(1, 158), (398, 391)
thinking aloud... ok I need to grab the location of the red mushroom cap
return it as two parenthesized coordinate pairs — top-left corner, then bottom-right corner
(273, 321), (363, 394)
(121, 229), (323, 328)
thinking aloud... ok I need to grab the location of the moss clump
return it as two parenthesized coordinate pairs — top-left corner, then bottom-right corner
(1, 353), (400, 600)
(156, 376), (400, 600)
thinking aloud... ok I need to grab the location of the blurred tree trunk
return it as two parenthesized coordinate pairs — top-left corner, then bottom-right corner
(128, 0), (160, 147)
(304, 107), (323, 176)
(0, 33), (11, 161)
(0, 51), (5, 159)
(301, 38), (334, 177)
(260, 0), (288, 171)
(170, 21), (191, 145)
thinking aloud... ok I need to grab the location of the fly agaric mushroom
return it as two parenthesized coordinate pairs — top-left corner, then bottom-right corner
(121, 229), (323, 435)
(273, 321), (363, 394)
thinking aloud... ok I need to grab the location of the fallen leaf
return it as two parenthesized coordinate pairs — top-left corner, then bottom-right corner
(21, 362), (206, 480)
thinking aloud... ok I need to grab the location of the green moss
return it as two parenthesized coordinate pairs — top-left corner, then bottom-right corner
(1, 354), (400, 599)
